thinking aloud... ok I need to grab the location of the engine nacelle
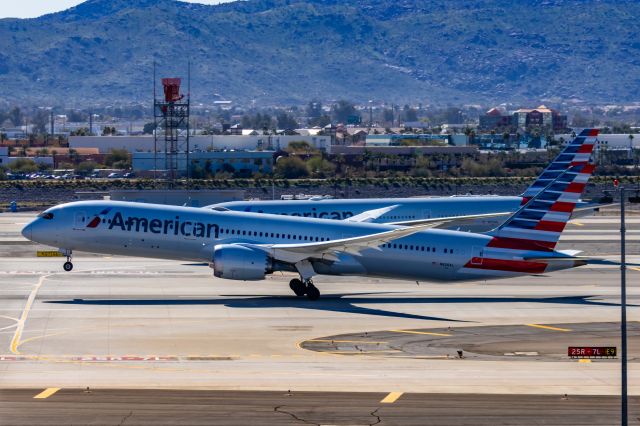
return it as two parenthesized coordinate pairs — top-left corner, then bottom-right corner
(212, 244), (272, 281)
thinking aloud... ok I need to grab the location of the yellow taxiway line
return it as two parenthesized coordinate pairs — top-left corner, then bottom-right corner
(306, 339), (388, 344)
(33, 388), (60, 399)
(629, 267), (640, 273)
(525, 324), (572, 332)
(380, 392), (403, 403)
(389, 329), (452, 337)
(11, 275), (49, 354)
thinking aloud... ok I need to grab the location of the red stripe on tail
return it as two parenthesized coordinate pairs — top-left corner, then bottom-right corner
(487, 237), (556, 252)
(550, 202), (575, 212)
(565, 182), (586, 193)
(534, 220), (566, 233)
(464, 258), (548, 274)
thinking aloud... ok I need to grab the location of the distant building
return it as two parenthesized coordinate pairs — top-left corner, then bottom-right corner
(70, 134), (332, 153)
(330, 145), (476, 156)
(478, 107), (513, 130)
(402, 121), (430, 129)
(0, 147), (54, 168)
(513, 105), (567, 132)
(132, 150), (274, 176)
(229, 124), (243, 135)
(479, 105), (568, 133)
(365, 133), (468, 147)
(110, 189), (243, 207)
(330, 145), (477, 171)
(557, 133), (640, 150)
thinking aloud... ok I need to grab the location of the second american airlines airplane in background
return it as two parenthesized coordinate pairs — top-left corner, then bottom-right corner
(22, 130), (608, 300)
(211, 130), (599, 229)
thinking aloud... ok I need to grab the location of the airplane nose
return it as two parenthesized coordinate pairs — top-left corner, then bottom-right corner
(21, 223), (32, 240)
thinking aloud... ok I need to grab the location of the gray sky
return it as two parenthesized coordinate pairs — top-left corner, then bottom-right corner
(0, 0), (235, 19)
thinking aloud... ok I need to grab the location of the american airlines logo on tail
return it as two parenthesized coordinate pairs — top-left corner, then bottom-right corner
(86, 207), (112, 228)
(520, 128), (598, 203)
(462, 129), (598, 275)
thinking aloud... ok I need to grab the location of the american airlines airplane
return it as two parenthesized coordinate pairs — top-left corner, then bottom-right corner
(211, 131), (599, 229)
(22, 130), (607, 300)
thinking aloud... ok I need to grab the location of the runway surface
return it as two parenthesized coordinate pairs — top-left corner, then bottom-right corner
(0, 211), (638, 423)
(301, 321), (640, 361)
(1, 389), (638, 425)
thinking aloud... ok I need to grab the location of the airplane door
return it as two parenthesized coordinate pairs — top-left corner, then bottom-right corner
(471, 246), (484, 265)
(73, 211), (87, 230)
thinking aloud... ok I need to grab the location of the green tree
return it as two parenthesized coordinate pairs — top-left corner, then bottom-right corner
(75, 161), (99, 175)
(402, 105), (418, 122)
(331, 100), (357, 124)
(221, 163), (236, 174)
(32, 110), (49, 135)
(9, 107), (23, 127)
(382, 109), (394, 124)
(275, 156), (309, 179)
(102, 126), (117, 136)
(9, 158), (38, 173)
(70, 127), (90, 136)
(306, 156), (336, 178)
(276, 111), (298, 130)
(67, 110), (86, 122)
(309, 114), (331, 127)
(306, 100), (323, 119)
(190, 161), (206, 179)
(286, 141), (315, 154)
(142, 122), (156, 134)
(104, 148), (131, 169)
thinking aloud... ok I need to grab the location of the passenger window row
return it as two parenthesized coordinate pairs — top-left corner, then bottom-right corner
(381, 243), (455, 254)
(220, 228), (331, 242)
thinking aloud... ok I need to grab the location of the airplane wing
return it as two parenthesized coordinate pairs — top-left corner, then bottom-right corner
(245, 223), (435, 263)
(343, 205), (399, 223)
(387, 211), (512, 227)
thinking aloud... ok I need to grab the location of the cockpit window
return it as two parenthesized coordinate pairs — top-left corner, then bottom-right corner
(38, 212), (54, 220)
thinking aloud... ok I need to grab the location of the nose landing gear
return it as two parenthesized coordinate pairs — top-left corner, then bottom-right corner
(61, 250), (73, 272)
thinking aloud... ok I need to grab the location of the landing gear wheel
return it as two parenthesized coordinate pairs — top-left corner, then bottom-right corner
(63, 261), (73, 272)
(289, 279), (306, 297)
(305, 282), (320, 301)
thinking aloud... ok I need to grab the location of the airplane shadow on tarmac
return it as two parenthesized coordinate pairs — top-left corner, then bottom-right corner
(46, 294), (633, 323)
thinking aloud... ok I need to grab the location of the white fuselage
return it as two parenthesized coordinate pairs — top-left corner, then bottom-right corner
(23, 200), (577, 283)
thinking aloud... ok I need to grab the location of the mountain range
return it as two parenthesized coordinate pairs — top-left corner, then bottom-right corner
(0, 0), (639, 106)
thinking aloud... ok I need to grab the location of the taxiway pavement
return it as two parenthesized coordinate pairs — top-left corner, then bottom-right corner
(0, 212), (638, 398)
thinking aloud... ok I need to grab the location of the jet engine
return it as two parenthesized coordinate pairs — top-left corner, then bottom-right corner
(212, 244), (272, 281)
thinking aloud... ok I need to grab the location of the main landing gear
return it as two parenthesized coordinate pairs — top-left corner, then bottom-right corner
(62, 250), (73, 272)
(289, 278), (321, 301)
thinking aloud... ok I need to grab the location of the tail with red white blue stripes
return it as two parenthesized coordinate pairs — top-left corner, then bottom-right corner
(459, 133), (598, 278)
(520, 128), (598, 201)
(488, 160), (596, 251)
(458, 160), (597, 278)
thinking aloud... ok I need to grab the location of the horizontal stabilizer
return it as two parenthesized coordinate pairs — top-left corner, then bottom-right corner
(524, 255), (640, 267)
